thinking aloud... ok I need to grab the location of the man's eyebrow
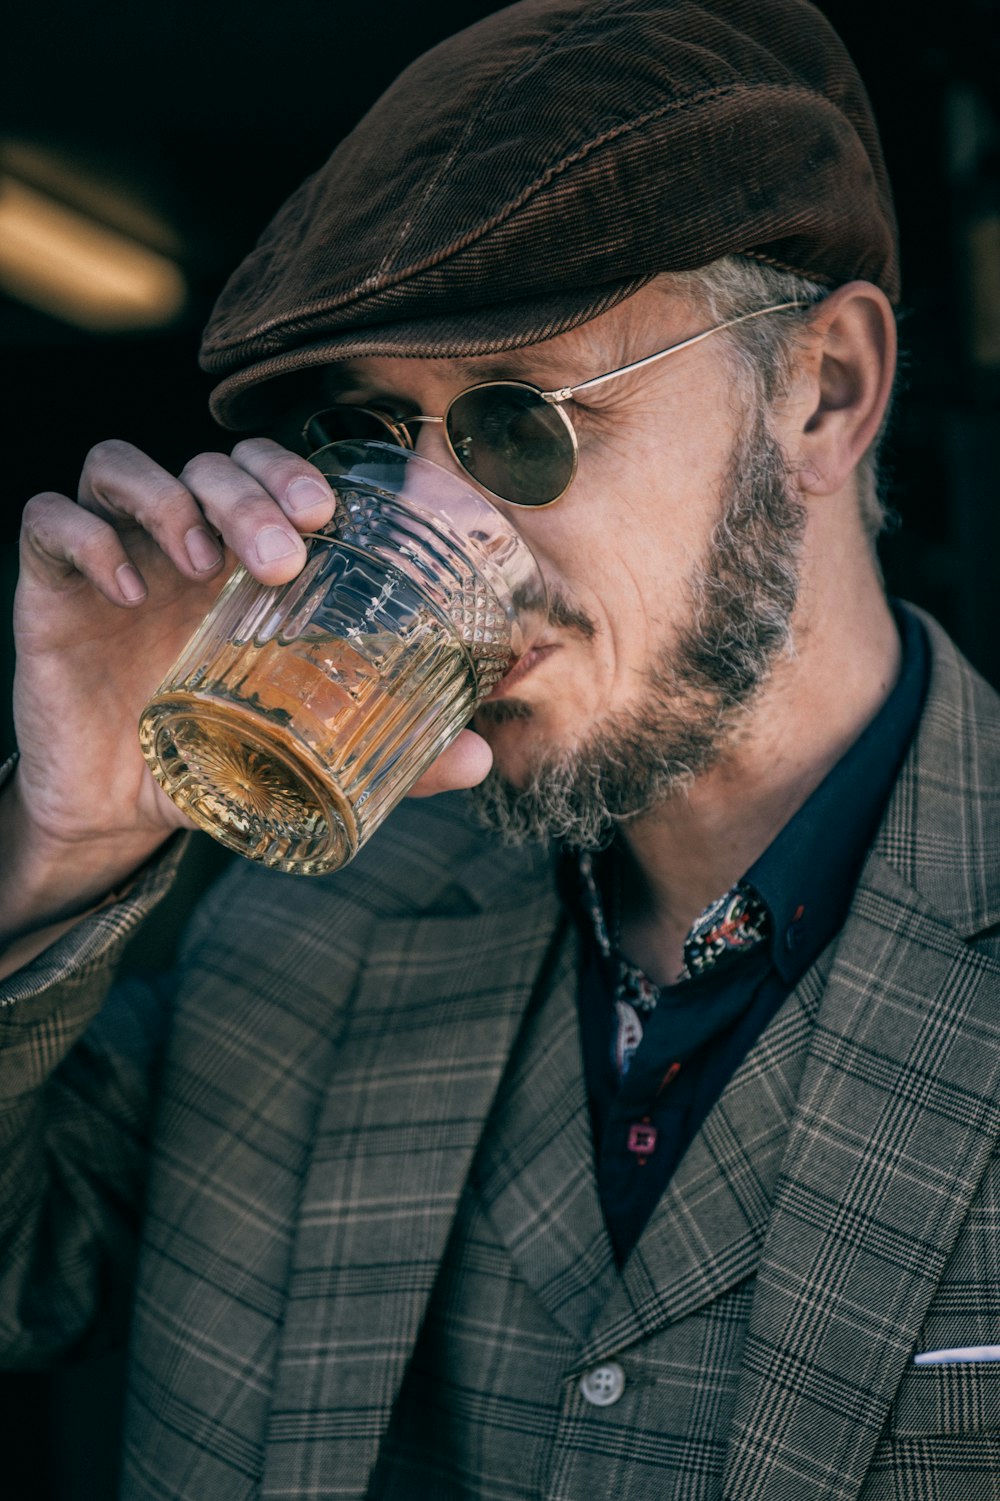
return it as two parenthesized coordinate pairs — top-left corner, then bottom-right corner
(323, 348), (577, 399)
(448, 350), (571, 382)
(321, 367), (374, 399)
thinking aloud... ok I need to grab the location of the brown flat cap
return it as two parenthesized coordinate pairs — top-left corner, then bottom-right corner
(201, 0), (899, 430)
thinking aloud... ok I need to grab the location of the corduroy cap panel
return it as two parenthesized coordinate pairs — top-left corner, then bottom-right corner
(201, 0), (899, 430)
(202, 279), (652, 432)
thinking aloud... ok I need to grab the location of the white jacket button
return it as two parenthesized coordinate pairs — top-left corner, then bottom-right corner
(579, 1361), (626, 1406)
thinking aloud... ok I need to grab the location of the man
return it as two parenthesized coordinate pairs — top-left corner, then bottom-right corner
(2, 1), (999, 1498)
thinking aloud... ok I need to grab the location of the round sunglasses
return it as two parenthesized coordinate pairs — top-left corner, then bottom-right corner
(302, 302), (807, 508)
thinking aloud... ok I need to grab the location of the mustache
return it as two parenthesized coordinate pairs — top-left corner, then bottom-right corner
(510, 585), (596, 639)
(476, 591), (595, 728)
(547, 591), (596, 638)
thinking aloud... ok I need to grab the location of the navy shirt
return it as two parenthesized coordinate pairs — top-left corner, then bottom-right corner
(566, 604), (930, 1264)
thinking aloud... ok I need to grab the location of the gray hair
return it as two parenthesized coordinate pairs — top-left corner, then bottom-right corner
(659, 256), (894, 540)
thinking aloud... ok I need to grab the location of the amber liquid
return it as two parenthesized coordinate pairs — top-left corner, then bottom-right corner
(139, 620), (506, 874)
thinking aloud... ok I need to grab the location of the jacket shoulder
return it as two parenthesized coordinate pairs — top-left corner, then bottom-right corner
(877, 606), (1000, 938)
(181, 791), (554, 959)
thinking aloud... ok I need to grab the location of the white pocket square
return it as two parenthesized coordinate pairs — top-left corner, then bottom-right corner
(913, 1345), (1000, 1366)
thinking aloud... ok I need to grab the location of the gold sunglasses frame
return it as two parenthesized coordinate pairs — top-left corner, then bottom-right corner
(302, 301), (808, 508)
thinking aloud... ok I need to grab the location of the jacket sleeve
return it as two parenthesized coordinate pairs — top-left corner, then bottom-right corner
(0, 838), (186, 1369)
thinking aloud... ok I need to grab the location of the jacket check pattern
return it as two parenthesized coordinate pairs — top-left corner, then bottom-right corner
(369, 917), (832, 1501)
(1, 605), (999, 1501)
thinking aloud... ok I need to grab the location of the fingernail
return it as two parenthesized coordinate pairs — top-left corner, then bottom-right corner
(116, 563), (146, 602)
(285, 477), (330, 514)
(184, 525), (223, 573)
(256, 526), (299, 563)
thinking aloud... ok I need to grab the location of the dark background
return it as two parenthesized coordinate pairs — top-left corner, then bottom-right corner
(2, 0), (1000, 713)
(2, 1), (999, 1496)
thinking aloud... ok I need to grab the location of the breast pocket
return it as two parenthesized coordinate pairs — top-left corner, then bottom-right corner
(891, 1360), (1000, 1437)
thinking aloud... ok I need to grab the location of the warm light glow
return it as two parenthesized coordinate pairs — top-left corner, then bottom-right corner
(0, 175), (186, 331)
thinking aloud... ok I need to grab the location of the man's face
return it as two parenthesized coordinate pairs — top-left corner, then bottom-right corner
(316, 283), (805, 846)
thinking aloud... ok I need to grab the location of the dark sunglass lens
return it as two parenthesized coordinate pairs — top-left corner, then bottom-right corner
(302, 405), (404, 453)
(446, 384), (575, 505)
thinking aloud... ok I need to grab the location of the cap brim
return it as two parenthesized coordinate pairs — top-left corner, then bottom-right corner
(209, 275), (652, 431)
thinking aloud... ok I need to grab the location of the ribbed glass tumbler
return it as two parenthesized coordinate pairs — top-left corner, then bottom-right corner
(138, 441), (546, 874)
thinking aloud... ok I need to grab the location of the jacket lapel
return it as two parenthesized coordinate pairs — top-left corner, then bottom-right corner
(454, 903), (833, 1361)
(723, 613), (1000, 1501)
(468, 925), (620, 1344)
(260, 865), (564, 1501)
(581, 952), (832, 1363)
(723, 859), (1000, 1501)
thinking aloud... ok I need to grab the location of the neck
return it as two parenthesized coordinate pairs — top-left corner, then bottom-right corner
(617, 560), (901, 985)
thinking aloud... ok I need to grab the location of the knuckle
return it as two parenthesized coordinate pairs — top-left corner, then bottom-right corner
(18, 491), (124, 585)
(228, 491), (274, 528)
(20, 492), (56, 529)
(84, 437), (136, 471)
(20, 492), (75, 552)
(80, 441), (194, 531)
(231, 438), (315, 497)
(140, 477), (198, 521)
(74, 524), (119, 571)
(178, 450), (228, 485)
(230, 436), (283, 466)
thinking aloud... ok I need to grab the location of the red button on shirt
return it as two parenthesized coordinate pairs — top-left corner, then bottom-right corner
(626, 1122), (658, 1155)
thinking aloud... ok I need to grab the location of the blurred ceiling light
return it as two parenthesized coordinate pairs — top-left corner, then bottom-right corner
(3, 140), (184, 256)
(0, 165), (187, 332)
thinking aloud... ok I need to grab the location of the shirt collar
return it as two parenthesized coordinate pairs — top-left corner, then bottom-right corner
(562, 600), (929, 988)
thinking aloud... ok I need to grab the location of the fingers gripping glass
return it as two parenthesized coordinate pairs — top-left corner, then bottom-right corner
(303, 302), (807, 507)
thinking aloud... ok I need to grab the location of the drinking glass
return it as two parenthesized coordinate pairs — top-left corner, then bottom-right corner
(138, 441), (546, 874)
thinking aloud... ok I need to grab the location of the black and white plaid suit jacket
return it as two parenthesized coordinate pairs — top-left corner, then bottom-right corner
(2, 605), (999, 1501)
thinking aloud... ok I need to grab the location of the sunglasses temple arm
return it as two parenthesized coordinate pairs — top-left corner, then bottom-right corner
(540, 300), (809, 404)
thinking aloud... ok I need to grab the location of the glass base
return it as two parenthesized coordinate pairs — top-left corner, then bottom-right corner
(139, 692), (358, 875)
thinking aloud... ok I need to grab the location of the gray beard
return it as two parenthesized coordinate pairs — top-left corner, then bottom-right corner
(467, 410), (806, 850)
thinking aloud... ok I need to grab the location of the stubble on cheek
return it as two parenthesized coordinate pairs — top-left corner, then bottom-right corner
(465, 408), (806, 849)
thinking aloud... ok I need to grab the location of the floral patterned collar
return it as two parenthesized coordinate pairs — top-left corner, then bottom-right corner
(576, 849), (770, 1078)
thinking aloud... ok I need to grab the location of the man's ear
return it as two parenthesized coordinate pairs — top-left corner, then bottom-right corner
(788, 281), (897, 497)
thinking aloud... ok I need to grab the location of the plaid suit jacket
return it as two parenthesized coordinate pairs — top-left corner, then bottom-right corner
(1, 605), (999, 1501)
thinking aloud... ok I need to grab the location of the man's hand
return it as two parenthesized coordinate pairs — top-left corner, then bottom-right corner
(1, 436), (491, 944)
(407, 728), (494, 797)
